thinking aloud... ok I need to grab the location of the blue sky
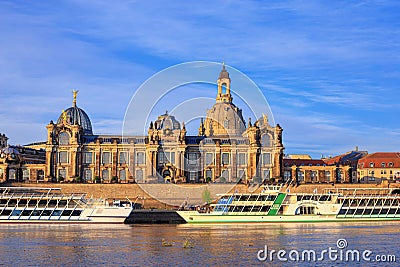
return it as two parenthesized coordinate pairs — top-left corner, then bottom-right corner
(0, 0), (399, 158)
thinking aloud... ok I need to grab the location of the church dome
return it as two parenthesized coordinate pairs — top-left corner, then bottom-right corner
(57, 91), (93, 135)
(204, 102), (245, 136)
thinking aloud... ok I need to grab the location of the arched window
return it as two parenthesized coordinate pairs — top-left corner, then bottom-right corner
(222, 83), (227, 94)
(59, 132), (70, 145)
(261, 134), (271, 147)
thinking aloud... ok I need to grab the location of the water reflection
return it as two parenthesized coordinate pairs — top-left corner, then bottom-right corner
(0, 222), (398, 266)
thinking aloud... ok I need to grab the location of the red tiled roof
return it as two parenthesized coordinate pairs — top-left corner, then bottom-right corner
(358, 152), (400, 168)
(323, 155), (342, 165)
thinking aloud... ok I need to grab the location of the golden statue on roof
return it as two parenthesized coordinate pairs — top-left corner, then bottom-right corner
(61, 109), (67, 122)
(72, 89), (79, 106)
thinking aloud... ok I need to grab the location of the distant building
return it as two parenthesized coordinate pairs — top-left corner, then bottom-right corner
(357, 152), (400, 182)
(0, 145), (45, 182)
(323, 149), (368, 182)
(282, 149), (368, 184)
(0, 133), (8, 148)
(286, 154), (312, 160)
(283, 158), (351, 183)
(5, 66), (284, 184)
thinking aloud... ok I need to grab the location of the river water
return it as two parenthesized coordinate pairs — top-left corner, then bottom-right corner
(0, 222), (398, 266)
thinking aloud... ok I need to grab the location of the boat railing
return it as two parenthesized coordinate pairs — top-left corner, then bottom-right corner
(0, 187), (87, 199)
(324, 187), (397, 197)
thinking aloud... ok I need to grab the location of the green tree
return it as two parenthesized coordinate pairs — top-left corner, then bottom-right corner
(202, 188), (212, 204)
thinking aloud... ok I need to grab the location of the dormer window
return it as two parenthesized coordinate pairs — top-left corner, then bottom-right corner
(369, 162), (374, 168)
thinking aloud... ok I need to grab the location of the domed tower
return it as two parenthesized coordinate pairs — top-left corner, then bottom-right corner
(203, 64), (246, 137)
(56, 90), (93, 135)
(45, 90), (93, 181)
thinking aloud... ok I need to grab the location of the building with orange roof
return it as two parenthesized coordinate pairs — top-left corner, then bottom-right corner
(357, 152), (400, 182)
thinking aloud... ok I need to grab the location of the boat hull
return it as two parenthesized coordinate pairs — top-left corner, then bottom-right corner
(0, 207), (132, 224)
(176, 211), (400, 223)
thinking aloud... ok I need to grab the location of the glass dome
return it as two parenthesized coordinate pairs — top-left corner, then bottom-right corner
(57, 106), (93, 135)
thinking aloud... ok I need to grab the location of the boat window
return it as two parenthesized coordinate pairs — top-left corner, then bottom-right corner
(388, 209), (397, 215)
(260, 206), (270, 212)
(303, 195), (311, 200)
(18, 199), (28, 206)
(228, 206), (235, 212)
(359, 199), (367, 206)
(21, 210), (32, 216)
(58, 200), (67, 207)
(8, 199), (17, 206)
(380, 208), (389, 215)
(0, 199), (7, 205)
(62, 210), (73, 216)
(392, 199), (399, 206)
(319, 195), (328, 201)
(258, 195), (266, 201)
(243, 206), (252, 212)
(41, 210), (51, 216)
(364, 209), (372, 215)
(38, 200), (47, 207)
(233, 206), (244, 212)
(277, 206), (284, 215)
(366, 199), (374, 206)
(28, 200), (37, 207)
(0, 209), (11, 216)
(248, 195), (258, 201)
(297, 195), (303, 201)
(31, 210), (41, 216)
(338, 209), (346, 215)
(383, 199), (391, 206)
(350, 200), (358, 207)
(71, 210), (82, 216)
(355, 209), (364, 215)
(52, 210), (62, 216)
(371, 209), (380, 215)
(347, 209), (355, 215)
(48, 200), (58, 207)
(251, 206), (262, 212)
(11, 210), (22, 216)
(376, 199), (383, 206)
(342, 199), (349, 206)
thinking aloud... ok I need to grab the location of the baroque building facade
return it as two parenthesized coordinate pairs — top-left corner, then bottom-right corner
(8, 66), (284, 184)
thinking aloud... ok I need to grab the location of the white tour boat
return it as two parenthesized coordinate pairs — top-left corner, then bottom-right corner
(0, 187), (133, 223)
(177, 186), (400, 223)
